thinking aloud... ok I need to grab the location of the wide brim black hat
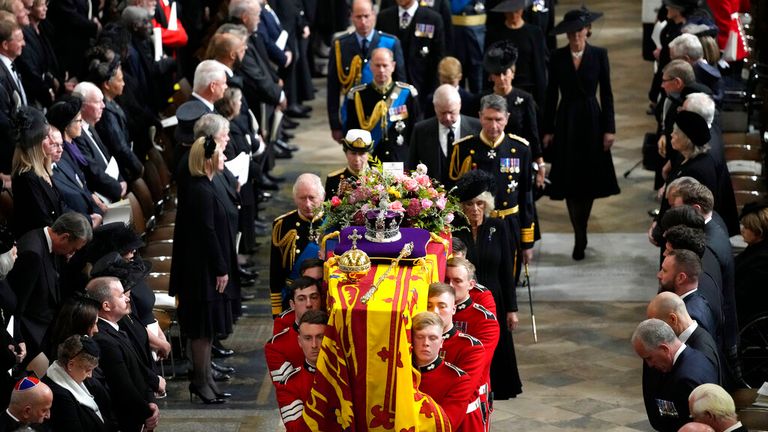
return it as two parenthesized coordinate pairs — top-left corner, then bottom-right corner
(455, 170), (497, 202)
(490, 0), (531, 13)
(87, 222), (145, 263)
(483, 40), (519, 74)
(176, 101), (210, 144)
(553, 7), (603, 34)
(46, 95), (82, 133)
(674, 110), (711, 147)
(13, 106), (48, 150)
(740, 199), (768, 220)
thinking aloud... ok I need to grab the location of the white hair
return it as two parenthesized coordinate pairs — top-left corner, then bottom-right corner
(293, 173), (324, 199)
(432, 84), (461, 108)
(669, 33), (704, 62)
(193, 60), (227, 93)
(72, 81), (103, 102)
(684, 93), (715, 126)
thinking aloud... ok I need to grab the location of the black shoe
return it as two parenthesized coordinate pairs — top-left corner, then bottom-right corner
(253, 220), (268, 230)
(283, 118), (299, 129)
(266, 173), (286, 183)
(238, 267), (258, 279)
(212, 370), (232, 381)
(241, 293), (256, 301)
(297, 104), (312, 114)
(257, 175), (279, 191)
(281, 131), (295, 140)
(211, 361), (236, 374)
(189, 383), (225, 404)
(275, 140), (299, 152)
(257, 192), (272, 202)
(273, 147), (293, 159)
(212, 345), (235, 358)
(572, 247), (585, 261)
(285, 106), (310, 118)
(214, 390), (232, 398)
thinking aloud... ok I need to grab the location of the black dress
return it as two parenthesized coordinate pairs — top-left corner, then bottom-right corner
(169, 176), (235, 339)
(734, 239), (768, 327)
(454, 217), (522, 399)
(485, 23), (548, 110)
(543, 43), (620, 201)
(11, 171), (62, 238)
(502, 87), (542, 160)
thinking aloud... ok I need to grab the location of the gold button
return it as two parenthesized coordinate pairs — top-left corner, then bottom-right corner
(470, 150), (475, 154)
(507, 189), (511, 193)
(472, 163), (477, 168)
(512, 148), (516, 153)
(508, 175), (512, 180)
(296, 249), (301, 254)
(503, 201), (508, 206)
(295, 222), (301, 227)
(296, 235), (300, 240)
(340, 175), (345, 179)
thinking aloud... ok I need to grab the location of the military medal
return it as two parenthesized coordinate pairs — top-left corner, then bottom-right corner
(512, 158), (520, 173)
(415, 23), (435, 39)
(420, 46), (430, 56)
(515, 96), (524, 105)
(420, 0), (434, 6)
(500, 158), (511, 173)
(474, 1), (485, 13)
(508, 180), (518, 191)
(487, 149), (496, 159)
(395, 120), (406, 134)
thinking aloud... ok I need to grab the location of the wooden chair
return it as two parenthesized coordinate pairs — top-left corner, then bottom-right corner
(146, 225), (174, 243)
(722, 132), (761, 146)
(732, 175), (767, 193)
(146, 272), (170, 293)
(148, 147), (172, 194)
(130, 178), (156, 231)
(141, 240), (173, 258)
(143, 161), (165, 213)
(145, 256), (172, 273)
(127, 193), (146, 237)
(724, 144), (763, 162)
(734, 190), (768, 213)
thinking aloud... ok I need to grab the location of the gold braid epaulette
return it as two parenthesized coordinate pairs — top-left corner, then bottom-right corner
(354, 91), (388, 131)
(335, 39), (363, 94)
(448, 145), (473, 181)
(272, 219), (298, 269)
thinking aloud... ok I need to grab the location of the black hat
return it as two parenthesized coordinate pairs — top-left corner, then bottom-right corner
(483, 40), (518, 74)
(680, 82), (713, 99)
(342, 129), (373, 153)
(553, 7), (603, 34)
(740, 199), (768, 220)
(455, 170), (496, 202)
(0, 224), (13, 255)
(12, 106), (48, 150)
(78, 335), (101, 358)
(490, 0), (531, 13)
(674, 110), (711, 147)
(175, 101), (211, 144)
(90, 251), (150, 290)
(87, 222), (144, 263)
(46, 95), (82, 133)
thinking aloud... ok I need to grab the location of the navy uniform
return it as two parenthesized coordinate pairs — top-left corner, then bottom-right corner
(324, 129), (374, 198)
(326, 30), (406, 134)
(270, 210), (324, 315)
(450, 0), (486, 92)
(345, 81), (421, 163)
(325, 167), (358, 199)
(449, 132), (535, 278)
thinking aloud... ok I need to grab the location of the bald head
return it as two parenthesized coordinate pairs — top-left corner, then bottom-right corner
(678, 422), (715, 432)
(647, 291), (692, 335)
(8, 380), (53, 424)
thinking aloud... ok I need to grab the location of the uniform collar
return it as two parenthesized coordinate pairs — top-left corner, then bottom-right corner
(442, 325), (458, 340)
(417, 356), (442, 373)
(297, 210), (324, 223)
(456, 296), (473, 311)
(479, 130), (505, 148)
(372, 80), (394, 94)
(304, 360), (317, 373)
(292, 321), (300, 332)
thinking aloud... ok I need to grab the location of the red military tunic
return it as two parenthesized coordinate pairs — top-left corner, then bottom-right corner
(441, 326), (486, 431)
(273, 308), (296, 335)
(469, 283), (496, 316)
(418, 357), (476, 431)
(264, 323), (304, 385)
(275, 362), (316, 432)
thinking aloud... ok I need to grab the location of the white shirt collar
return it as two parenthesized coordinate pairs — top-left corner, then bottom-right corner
(704, 214), (712, 224)
(0, 54), (12, 72)
(191, 92), (215, 111)
(678, 321), (698, 344)
(5, 409), (20, 422)
(672, 343), (686, 366)
(679, 288), (697, 299)
(43, 227), (53, 254)
(98, 316), (120, 332)
(723, 422), (744, 432)
(399, 1), (418, 18)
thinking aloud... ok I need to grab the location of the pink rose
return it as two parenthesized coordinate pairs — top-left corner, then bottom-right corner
(427, 187), (438, 198)
(353, 211), (366, 226)
(403, 178), (419, 192)
(375, 184), (385, 192)
(444, 213), (454, 224)
(331, 196), (342, 207)
(415, 175), (431, 187)
(421, 199), (433, 210)
(389, 200), (405, 212)
(435, 197), (447, 210)
(407, 198), (421, 217)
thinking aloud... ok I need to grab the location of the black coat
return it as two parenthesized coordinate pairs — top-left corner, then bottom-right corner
(7, 229), (60, 357)
(704, 220), (738, 351)
(453, 217), (522, 399)
(686, 324), (722, 386)
(11, 171), (62, 238)
(0, 60), (24, 174)
(95, 100), (143, 182)
(543, 44), (619, 200)
(241, 32), (282, 125)
(93, 319), (154, 432)
(74, 128), (124, 203)
(47, 0), (99, 79)
(734, 240), (768, 327)
(41, 375), (110, 432)
(683, 291), (717, 339)
(169, 176), (235, 339)
(407, 115), (480, 186)
(17, 24), (59, 109)
(376, 5), (445, 107)
(642, 346), (718, 432)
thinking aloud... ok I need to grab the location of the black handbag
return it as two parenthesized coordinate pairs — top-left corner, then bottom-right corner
(642, 132), (664, 171)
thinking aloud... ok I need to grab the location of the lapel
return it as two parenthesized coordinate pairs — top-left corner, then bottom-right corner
(36, 229), (59, 304)
(0, 61), (21, 107)
(459, 115), (474, 138)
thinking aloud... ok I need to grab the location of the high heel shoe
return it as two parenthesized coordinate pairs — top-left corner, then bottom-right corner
(188, 383), (225, 404)
(214, 390), (232, 398)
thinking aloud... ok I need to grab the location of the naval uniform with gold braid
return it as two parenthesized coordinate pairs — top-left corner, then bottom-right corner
(449, 132), (535, 280)
(345, 81), (421, 163)
(269, 209), (323, 316)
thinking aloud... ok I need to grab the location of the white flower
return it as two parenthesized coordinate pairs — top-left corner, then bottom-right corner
(515, 96), (524, 105)
(416, 164), (428, 175)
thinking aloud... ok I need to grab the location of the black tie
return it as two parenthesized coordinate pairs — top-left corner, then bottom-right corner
(361, 38), (369, 58)
(447, 128), (455, 148)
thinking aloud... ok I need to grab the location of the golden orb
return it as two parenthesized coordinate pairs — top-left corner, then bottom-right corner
(338, 247), (371, 282)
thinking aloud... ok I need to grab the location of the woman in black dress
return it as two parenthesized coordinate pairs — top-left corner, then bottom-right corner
(11, 106), (62, 237)
(542, 7), (619, 260)
(169, 133), (236, 404)
(486, 0), (548, 109)
(734, 201), (768, 327)
(453, 170), (522, 399)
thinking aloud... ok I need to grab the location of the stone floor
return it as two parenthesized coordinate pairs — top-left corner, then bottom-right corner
(155, 0), (670, 429)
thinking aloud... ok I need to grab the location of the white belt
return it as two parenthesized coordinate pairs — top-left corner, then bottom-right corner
(467, 397), (481, 413)
(478, 383), (488, 395)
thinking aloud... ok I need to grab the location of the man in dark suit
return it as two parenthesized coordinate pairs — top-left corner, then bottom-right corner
(0, 18), (26, 177)
(408, 84), (480, 186)
(47, 0), (99, 80)
(689, 384), (749, 432)
(658, 249), (718, 339)
(87, 276), (160, 432)
(2, 376), (52, 431)
(327, 0), (406, 142)
(633, 319), (718, 432)
(376, 0), (445, 107)
(7, 212), (92, 371)
(647, 292), (722, 385)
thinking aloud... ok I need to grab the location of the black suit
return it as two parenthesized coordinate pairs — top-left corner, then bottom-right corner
(41, 376), (110, 432)
(95, 101), (143, 182)
(93, 319), (154, 432)
(376, 6), (445, 107)
(704, 219), (738, 351)
(241, 32), (282, 127)
(11, 171), (62, 238)
(683, 290), (717, 339)
(380, 0), (453, 44)
(407, 115), (480, 186)
(0, 60), (24, 174)
(685, 324), (722, 385)
(0, 411), (20, 432)
(47, 0), (99, 79)
(74, 127), (124, 203)
(17, 24), (59, 109)
(7, 229), (59, 357)
(642, 346), (718, 432)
